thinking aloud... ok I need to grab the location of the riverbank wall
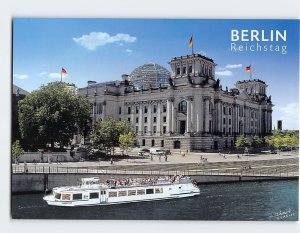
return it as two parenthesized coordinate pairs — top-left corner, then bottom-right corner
(11, 173), (298, 193)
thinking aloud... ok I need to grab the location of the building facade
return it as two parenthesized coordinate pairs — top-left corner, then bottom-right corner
(78, 53), (273, 151)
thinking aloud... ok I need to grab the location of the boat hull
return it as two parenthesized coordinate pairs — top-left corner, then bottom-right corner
(43, 190), (200, 207)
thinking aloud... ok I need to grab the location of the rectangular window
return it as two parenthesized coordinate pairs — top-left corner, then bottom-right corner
(188, 65), (192, 73)
(176, 67), (180, 75)
(163, 116), (167, 122)
(142, 139), (145, 146)
(153, 105), (157, 113)
(229, 119), (231, 125)
(183, 67), (186, 74)
(89, 192), (99, 199)
(144, 117), (147, 123)
(128, 106), (131, 114)
(135, 126), (138, 134)
(128, 118), (131, 122)
(163, 126), (166, 134)
(73, 193), (82, 200)
(223, 107), (226, 115)
(108, 191), (117, 197)
(223, 127), (226, 134)
(151, 139), (155, 147)
(144, 106), (148, 113)
(163, 105), (167, 112)
(144, 126), (147, 133)
(153, 126), (157, 134)
(146, 189), (154, 194)
(119, 106), (121, 115)
(137, 189), (145, 195)
(136, 106), (139, 114)
(118, 191), (127, 197)
(128, 190), (137, 196)
(223, 118), (226, 124)
(62, 194), (71, 200)
(155, 188), (163, 194)
(136, 117), (139, 123)
(229, 108), (231, 115)
(229, 128), (231, 134)
(55, 193), (61, 200)
(161, 140), (164, 147)
(153, 117), (157, 123)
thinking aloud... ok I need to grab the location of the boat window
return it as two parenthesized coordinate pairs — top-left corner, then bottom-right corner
(108, 191), (117, 197)
(62, 194), (71, 200)
(155, 188), (163, 194)
(90, 192), (99, 199)
(146, 189), (154, 194)
(128, 190), (137, 196)
(55, 193), (61, 200)
(73, 193), (82, 200)
(118, 191), (127, 197)
(137, 189), (145, 195)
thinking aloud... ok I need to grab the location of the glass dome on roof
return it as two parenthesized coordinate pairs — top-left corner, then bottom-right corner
(130, 63), (170, 89)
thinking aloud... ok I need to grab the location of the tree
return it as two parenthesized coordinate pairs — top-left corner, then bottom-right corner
(265, 130), (299, 151)
(251, 136), (264, 148)
(18, 82), (91, 150)
(12, 140), (24, 163)
(235, 135), (250, 149)
(90, 119), (134, 155)
(119, 131), (135, 156)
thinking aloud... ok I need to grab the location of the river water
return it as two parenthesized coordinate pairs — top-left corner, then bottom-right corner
(11, 180), (298, 221)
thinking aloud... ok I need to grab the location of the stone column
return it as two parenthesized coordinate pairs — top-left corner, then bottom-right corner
(157, 101), (161, 135)
(138, 103), (143, 135)
(102, 101), (106, 120)
(167, 98), (172, 133)
(204, 97), (210, 132)
(131, 104), (134, 124)
(171, 101), (175, 133)
(186, 99), (191, 133)
(148, 102), (152, 135)
(199, 97), (204, 132)
(195, 96), (200, 132)
(190, 97), (194, 132)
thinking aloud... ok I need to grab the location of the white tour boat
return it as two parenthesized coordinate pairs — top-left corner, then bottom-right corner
(43, 176), (200, 207)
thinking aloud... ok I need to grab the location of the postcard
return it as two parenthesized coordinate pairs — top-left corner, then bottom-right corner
(11, 18), (299, 220)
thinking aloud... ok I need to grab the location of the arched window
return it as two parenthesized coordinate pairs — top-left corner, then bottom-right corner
(178, 100), (187, 113)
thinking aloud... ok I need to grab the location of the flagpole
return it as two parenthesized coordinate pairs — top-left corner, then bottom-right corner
(250, 65), (252, 80)
(192, 35), (194, 55)
(192, 42), (194, 55)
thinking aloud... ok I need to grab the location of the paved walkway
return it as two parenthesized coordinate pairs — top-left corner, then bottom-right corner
(19, 150), (299, 168)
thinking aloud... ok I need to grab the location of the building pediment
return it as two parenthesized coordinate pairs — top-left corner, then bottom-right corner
(237, 90), (252, 101)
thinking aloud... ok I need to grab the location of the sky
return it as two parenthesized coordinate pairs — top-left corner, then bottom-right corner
(13, 18), (299, 130)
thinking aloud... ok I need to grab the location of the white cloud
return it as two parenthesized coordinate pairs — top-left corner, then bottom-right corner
(215, 70), (233, 76)
(225, 64), (242, 69)
(13, 74), (29, 80)
(273, 102), (299, 130)
(274, 103), (299, 126)
(39, 72), (48, 76)
(197, 50), (207, 56)
(73, 32), (137, 50)
(125, 49), (133, 55)
(47, 73), (61, 79)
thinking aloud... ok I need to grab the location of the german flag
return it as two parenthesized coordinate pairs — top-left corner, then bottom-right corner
(245, 66), (251, 72)
(189, 36), (193, 47)
(61, 68), (68, 77)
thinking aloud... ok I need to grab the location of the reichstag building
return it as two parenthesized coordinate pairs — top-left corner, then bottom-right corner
(78, 53), (273, 151)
